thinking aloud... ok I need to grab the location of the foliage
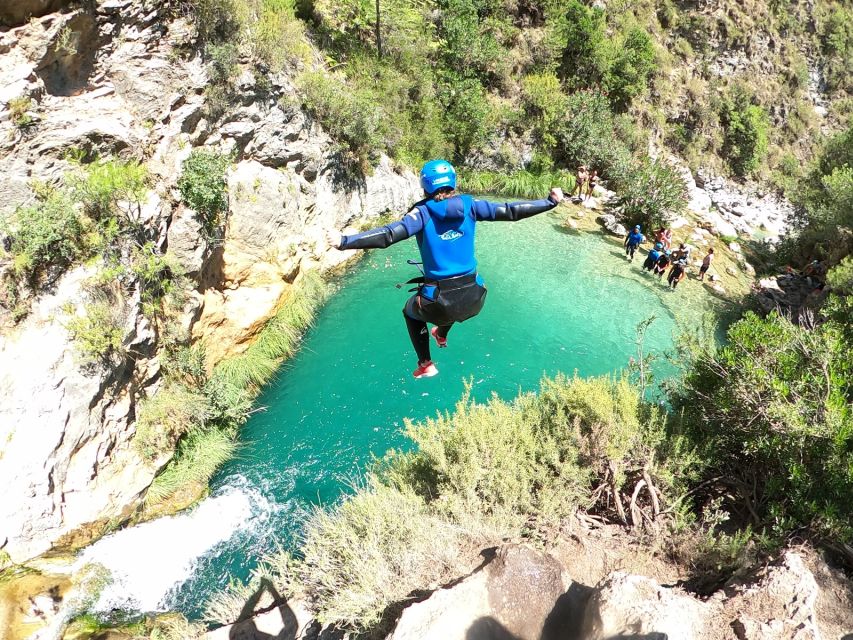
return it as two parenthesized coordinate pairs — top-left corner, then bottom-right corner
(134, 385), (213, 461)
(1, 189), (84, 285)
(177, 149), (232, 234)
(520, 72), (568, 150)
(249, 0), (311, 68)
(8, 95), (33, 128)
(827, 255), (853, 293)
(460, 168), (575, 199)
(604, 27), (657, 111)
(188, 0), (241, 44)
(555, 90), (632, 180)
(146, 429), (238, 504)
(68, 157), (149, 222)
(292, 375), (693, 632)
(720, 88), (770, 177)
(149, 614), (207, 640)
(296, 70), (386, 173)
(63, 288), (126, 366)
(671, 310), (853, 543)
(607, 157), (688, 231)
(298, 481), (466, 630)
(818, 3), (853, 93)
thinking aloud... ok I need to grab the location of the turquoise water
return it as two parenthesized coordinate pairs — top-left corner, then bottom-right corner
(170, 211), (679, 615)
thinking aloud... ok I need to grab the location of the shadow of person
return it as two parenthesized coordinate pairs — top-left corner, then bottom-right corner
(466, 617), (523, 640)
(229, 577), (298, 640)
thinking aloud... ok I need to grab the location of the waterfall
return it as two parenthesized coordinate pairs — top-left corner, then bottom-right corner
(75, 477), (274, 614)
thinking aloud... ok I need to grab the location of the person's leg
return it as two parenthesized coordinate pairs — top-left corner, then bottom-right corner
(403, 311), (431, 364)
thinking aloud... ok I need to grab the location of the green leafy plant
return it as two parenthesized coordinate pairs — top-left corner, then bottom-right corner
(8, 95), (33, 128)
(607, 157), (688, 231)
(68, 157), (149, 222)
(2, 189), (84, 285)
(720, 88), (770, 177)
(460, 168), (575, 199)
(177, 149), (232, 234)
(63, 289), (126, 366)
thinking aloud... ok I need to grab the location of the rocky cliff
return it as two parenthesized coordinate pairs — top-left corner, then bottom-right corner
(0, 0), (420, 565)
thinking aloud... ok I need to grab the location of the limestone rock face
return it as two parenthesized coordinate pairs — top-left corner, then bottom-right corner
(726, 552), (822, 640)
(0, 266), (158, 563)
(388, 545), (574, 640)
(582, 572), (710, 640)
(0, 0), (420, 562)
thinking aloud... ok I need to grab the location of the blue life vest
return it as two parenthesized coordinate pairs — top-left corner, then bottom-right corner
(627, 231), (643, 246)
(648, 249), (662, 262)
(415, 195), (477, 280)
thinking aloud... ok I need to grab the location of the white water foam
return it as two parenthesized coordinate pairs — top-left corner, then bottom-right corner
(76, 478), (275, 614)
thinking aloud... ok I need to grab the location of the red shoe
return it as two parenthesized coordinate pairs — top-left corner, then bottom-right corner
(413, 360), (439, 379)
(430, 326), (447, 348)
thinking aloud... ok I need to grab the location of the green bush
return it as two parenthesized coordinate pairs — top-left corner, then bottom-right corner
(555, 90), (631, 180)
(520, 72), (568, 150)
(146, 429), (239, 505)
(819, 4), (853, 93)
(672, 310), (853, 543)
(134, 385), (213, 462)
(552, 0), (609, 87)
(605, 27), (657, 111)
(189, 0), (241, 44)
(250, 0), (311, 68)
(8, 95), (33, 128)
(69, 157), (149, 222)
(297, 70), (386, 172)
(63, 289), (126, 366)
(2, 190), (84, 285)
(177, 149), (232, 233)
(607, 157), (688, 231)
(291, 374), (692, 632)
(720, 89), (770, 177)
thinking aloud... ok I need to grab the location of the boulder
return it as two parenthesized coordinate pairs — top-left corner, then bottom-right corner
(725, 552), (821, 640)
(581, 572), (710, 640)
(595, 213), (627, 237)
(0, 0), (69, 27)
(729, 242), (742, 252)
(389, 545), (575, 640)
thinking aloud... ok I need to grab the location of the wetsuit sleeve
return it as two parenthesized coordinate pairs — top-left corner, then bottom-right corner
(472, 197), (558, 222)
(338, 209), (424, 250)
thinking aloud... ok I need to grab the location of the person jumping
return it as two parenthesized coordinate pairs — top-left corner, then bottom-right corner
(327, 159), (564, 379)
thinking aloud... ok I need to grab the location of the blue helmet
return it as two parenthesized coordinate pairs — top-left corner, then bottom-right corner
(420, 159), (456, 195)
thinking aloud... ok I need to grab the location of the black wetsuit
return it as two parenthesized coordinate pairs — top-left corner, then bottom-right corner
(668, 260), (686, 289)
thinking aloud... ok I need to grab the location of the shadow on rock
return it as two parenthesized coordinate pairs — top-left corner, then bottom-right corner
(465, 617), (523, 640)
(229, 577), (298, 640)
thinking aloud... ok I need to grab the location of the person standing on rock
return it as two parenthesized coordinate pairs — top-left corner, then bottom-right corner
(573, 165), (588, 200)
(327, 159), (564, 379)
(698, 248), (714, 281)
(585, 169), (599, 202)
(624, 225), (645, 261)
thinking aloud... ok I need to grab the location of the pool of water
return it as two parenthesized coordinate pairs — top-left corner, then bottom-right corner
(158, 211), (682, 616)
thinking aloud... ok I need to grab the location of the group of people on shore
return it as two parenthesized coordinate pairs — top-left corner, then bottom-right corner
(572, 165), (599, 201)
(624, 225), (715, 291)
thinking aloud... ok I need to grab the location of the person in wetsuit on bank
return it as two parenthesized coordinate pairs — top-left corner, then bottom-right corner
(327, 159), (564, 379)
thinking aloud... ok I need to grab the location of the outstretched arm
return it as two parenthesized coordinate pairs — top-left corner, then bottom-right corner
(328, 208), (425, 251)
(473, 187), (563, 222)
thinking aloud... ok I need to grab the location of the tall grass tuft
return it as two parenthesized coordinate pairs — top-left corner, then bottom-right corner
(460, 169), (576, 200)
(146, 429), (237, 505)
(143, 272), (329, 506)
(211, 271), (329, 391)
